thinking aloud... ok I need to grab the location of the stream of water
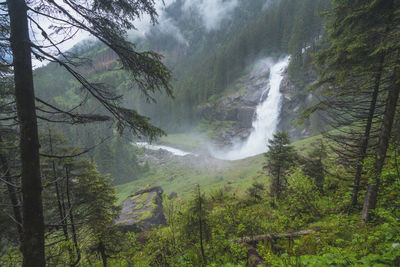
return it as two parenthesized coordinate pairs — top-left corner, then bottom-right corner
(135, 142), (193, 156)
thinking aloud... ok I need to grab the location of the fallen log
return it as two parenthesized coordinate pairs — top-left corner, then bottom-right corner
(231, 229), (315, 244)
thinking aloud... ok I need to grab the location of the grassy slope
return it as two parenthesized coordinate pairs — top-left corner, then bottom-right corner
(158, 133), (210, 151)
(115, 155), (264, 203)
(115, 133), (325, 203)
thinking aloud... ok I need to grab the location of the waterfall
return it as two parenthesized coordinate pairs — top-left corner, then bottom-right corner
(213, 56), (290, 160)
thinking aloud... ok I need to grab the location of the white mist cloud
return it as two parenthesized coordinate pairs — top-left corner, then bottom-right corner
(157, 17), (187, 43)
(128, 0), (187, 44)
(183, 0), (239, 31)
(129, 15), (187, 44)
(133, 0), (240, 41)
(263, 0), (279, 10)
(32, 0), (241, 60)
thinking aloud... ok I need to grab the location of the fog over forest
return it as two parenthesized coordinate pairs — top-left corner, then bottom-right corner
(1, 0), (400, 266)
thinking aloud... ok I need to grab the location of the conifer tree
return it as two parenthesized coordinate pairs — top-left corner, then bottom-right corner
(4, 0), (172, 265)
(302, 140), (327, 193)
(312, 0), (400, 220)
(185, 184), (209, 265)
(264, 132), (298, 200)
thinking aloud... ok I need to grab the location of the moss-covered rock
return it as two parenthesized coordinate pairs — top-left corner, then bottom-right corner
(115, 186), (166, 232)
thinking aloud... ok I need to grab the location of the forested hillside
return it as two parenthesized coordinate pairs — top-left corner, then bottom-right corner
(31, 0), (331, 185)
(34, 0), (329, 131)
(1, 0), (400, 266)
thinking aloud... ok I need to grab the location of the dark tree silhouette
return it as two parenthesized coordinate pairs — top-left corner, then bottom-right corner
(3, 0), (173, 265)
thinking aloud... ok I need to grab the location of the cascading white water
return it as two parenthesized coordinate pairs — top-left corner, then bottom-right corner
(213, 56), (290, 160)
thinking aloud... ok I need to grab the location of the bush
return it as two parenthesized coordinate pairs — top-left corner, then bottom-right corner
(284, 169), (321, 221)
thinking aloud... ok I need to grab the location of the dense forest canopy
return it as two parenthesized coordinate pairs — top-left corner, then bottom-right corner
(1, 0), (400, 266)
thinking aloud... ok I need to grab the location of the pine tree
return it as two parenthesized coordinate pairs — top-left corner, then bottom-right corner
(185, 185), (209, 265)
(264, 132), (298, 200)
(0, 76), (22, 246)
(302, 140), (327, 193)
(312, 0), (400, 221)
(73, 164), (121, 267)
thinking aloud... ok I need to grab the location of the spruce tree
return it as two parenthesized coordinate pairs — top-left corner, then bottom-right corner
(264, 132), (298, 200)
(312, 0), (400, 220)
(303, 140), (327, 193)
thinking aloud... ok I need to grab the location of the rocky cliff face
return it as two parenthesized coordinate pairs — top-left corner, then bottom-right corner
(199, 59), (271, 146)
(116, 186), (166, 232)
(277, 70), (314, 140)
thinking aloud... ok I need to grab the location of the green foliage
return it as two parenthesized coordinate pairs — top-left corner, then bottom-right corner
(12, 134), (397, 266)
(246, 182), (266, 203)
(3, 1), (400, 265)
(94, 135), (147, 185)
(108, 133), (400, 266)
(264, 131), (298, 199)
(302, 140), (327, 192)
(114, 150), (265, 203)
(196, 119), (236, 140)
(284, 169), (321, 220)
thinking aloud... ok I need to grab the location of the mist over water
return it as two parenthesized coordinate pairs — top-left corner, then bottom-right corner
(212, 56), (290, 160)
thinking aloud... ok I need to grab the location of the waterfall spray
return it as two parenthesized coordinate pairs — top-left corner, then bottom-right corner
(213, 56), (290, 160)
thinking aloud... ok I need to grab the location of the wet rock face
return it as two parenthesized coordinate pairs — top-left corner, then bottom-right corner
(237, 107), (256, 128)
(115, 186), (166, 233)
(198, 61), (271, 146)
(277, 70), (315, 140)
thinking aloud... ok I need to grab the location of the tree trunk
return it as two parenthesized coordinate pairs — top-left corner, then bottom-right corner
(0, 134), (23, 244)
(351, 54), (384, 208)
(48, 130), (69, 242)
(276, 166), (281, 199)
(7, 0), (45, 265)
(98, 240), (108, 267)
(197, 186), (206, 265)
(66, 166), (81, 266)
(362, 66), (400, 223)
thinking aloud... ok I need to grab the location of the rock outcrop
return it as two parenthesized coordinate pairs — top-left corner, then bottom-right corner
(116, 186), (166, 232)
(277, 69), (324, 140)
(198, 59), (272, 146)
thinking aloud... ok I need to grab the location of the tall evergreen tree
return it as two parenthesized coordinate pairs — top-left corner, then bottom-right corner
(4, 0), (172, 265)
(264, 131), (298, 200)
(302, 140), (327, 193)
(185, 185), (209, 265)
(312, 0), (400, 221)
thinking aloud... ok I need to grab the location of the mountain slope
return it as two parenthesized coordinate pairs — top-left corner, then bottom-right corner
(32, 0), (330, 184)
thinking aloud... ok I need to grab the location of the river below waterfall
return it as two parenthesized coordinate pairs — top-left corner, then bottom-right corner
(135, 142), (194, 156)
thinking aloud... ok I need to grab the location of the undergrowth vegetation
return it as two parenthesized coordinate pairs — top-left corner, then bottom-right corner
(107, 135), (400, 266)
